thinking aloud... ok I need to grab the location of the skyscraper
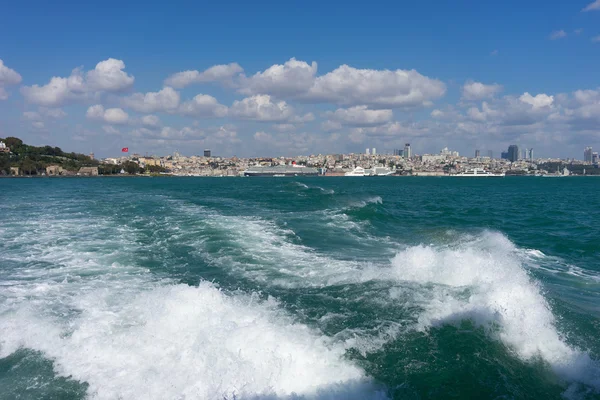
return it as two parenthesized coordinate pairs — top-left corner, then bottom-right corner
(365, 148), (370, 155)
(372, 148), (376, 156)
(488, 150), (493, 159)
(507, 145), (520, 162)
(584, 147), (593, 163)
(404, 143), (411, 159)
(528, 148), (533, 161)
(204, 149), (211, 157)
(475, 150), (480, 158)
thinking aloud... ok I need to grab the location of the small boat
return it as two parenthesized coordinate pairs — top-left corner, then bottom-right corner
(345, 167), (368, 176)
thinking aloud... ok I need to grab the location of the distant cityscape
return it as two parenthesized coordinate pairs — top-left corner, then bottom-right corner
(96, 143), (599, 177)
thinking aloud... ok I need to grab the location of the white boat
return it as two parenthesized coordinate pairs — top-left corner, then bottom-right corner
(345, 167), (368, 176)
(454, 168), (505, 177)
(372, 166), (395, 176)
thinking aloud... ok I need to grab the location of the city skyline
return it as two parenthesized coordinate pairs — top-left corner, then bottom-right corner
(1, 1), (600, 158)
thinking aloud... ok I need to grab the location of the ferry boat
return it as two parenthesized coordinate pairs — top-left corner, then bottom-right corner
(243, 165), (319, 177)
(454, 168), (505, 177)
(345, 167), (368, 176)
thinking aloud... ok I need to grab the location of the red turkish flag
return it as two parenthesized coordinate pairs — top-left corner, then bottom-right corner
(122, 147), (129, 152)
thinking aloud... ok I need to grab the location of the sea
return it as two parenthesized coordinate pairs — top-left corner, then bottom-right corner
(1, 177), (600, 400)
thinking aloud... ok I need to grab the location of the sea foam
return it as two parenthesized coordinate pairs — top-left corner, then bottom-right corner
(388, 231), (600, 392)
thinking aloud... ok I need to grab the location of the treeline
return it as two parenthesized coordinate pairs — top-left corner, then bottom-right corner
(0, 137), (167, 176)
(0, 137), (99, 175)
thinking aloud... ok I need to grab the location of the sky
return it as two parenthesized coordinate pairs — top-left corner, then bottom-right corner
(1, 0), (599, 159)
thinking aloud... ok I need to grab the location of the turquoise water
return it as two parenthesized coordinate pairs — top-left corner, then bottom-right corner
(1, 177), (600, 399)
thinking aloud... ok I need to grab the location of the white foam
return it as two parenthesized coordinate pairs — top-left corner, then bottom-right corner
(388, 231), (600, 391)
(0, 211), (387, 400)
(1, 282), (386, 399)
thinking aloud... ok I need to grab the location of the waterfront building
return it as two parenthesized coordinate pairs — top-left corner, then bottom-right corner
(508, 145), (520, 162)
(584, 147), (593, 163)
(593, 152), (599, 164)
(404, 143), (411, 159)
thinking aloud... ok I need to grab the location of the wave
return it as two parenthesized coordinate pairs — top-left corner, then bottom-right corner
(292, 181), (335, 195)
(0, 214), (388, 400)
(387, 231), (600, 394)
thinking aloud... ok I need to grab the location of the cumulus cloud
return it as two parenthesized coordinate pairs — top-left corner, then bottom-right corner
(0, 59), (22, 100)
(519, 92), (554, 108)
(141, 115), (161, 127)
(237, 58), (445, 108)
(305, 65), (446, 108)
(549, 30), (567, 40)
(122, 87), (180, 113)
(21, 58), (134, 107)
(582, 0), (600, 11)
(462, 81), (503, 100)
(164, 63), (243, 88)
(592, 35), (600, 43)
(326, 105), (393, 126)
(230, 95), (293, 121)
(239, 58), (318, 97)
(178, 94), (228, 118)
(86, 104), (129, 124)
(86, 58), (135, 91)
(23, 108), (67, 121)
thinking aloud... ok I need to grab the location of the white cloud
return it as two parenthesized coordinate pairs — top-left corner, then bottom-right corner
(122, 87), (180, 113)
(230, 94), (293, 121)
(164, 63), (243, 88)
(273, 124), (296, 132)
(0, 59), (22, 100)
(549, 30), (567, 40)
(23, 108), (67, 121)
(582, 0), (600, 11)
(575, 28), (584, 35)
(239, 58), (318, 97)
(32, 121), (45, 130)
(327, 105), (393, 126)
(462, 81), (503, 100)
(21, 58), (133, 107)
(490, 50), (499, 56)
(86, 104), (129, 124)
(254, 131), (273, 142)
(178, 94), (228, 118)
(321, 120), (343, 132)
(519, 92), (554, 108)
(592, 35), (600, 43)
(238, 59), (445, 108)
(306, 65), (446, 108)
(289, 113), (315, 123)
(85, 58), (134, 91)
(141, 115), (161, 127)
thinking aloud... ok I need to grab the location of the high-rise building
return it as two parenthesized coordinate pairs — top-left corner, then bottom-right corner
(365, 148), (370, 155)
(528, 148), (533, 161)
(593, 152), (599, 164)
(522, 149), (527, 160)
(501, 151), (508, 160)
(475, 150), (480, 158)
(204, 149), (211, 158)
(507, 145), (520, 162)
(584, 147), (593, 163)
(488, 150), (493, 159)
(403, 143), (411, 159)
(372, 148), (376, 156)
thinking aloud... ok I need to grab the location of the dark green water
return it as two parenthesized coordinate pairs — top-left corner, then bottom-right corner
(1, 177), (600, 399)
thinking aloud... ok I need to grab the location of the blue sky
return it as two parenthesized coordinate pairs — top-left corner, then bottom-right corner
(1, 0), (599, 158)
